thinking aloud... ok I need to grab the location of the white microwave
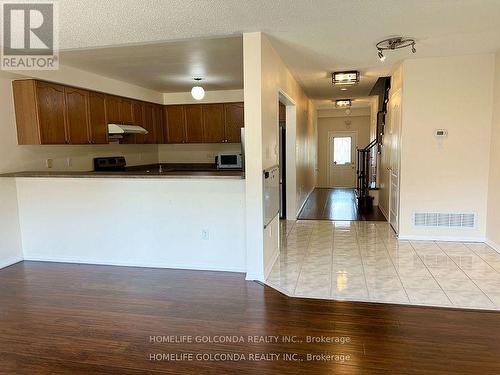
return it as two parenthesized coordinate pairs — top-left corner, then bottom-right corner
(216, 153), (242, 169)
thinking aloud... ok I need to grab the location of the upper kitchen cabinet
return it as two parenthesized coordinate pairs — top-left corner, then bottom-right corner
(165, 105), (186, 143)
(202, 104), (225, 143)
(153, 104), (164, 144)
(13, 79), (68, 144)
(120, 98), (134, 124)
(130, 100), (144, 144)
(142, 103), (156, 144)
(184, 105), (204, 143)
(88, 92), (108, 144)
(105, 95), (122, 124)
(224, 102), (244, 143)
(64, 87), (91, 144)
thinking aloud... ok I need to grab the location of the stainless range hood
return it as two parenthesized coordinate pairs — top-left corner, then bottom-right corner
(108, 124), (148, 135)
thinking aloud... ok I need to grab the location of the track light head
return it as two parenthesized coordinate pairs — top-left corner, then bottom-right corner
(378, 50), (385, 62)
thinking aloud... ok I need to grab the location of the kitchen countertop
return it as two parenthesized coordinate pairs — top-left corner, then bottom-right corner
(0, 163), (245, 179)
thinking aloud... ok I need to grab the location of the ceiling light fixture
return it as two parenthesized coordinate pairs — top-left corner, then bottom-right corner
(335, 99), (352, 108)
(332, 71), (360, 86)
(191, 78), (205, 100)
(376, 36), (416, 62)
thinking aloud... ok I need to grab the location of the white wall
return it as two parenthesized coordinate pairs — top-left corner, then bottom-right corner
(399, 54), (494, 240)
(17, 178), (246, 272)
(316, 112), (371, 187)
(487, 51), (500, 250)
(244, 32), (316, 280)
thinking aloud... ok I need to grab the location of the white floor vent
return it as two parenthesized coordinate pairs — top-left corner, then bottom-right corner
(414, 212), (475, 228)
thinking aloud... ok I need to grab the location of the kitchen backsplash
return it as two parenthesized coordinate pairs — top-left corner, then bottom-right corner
(158, 143), (242, 164)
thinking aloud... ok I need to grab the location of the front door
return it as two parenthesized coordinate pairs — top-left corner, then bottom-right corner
(328, 132), (357, 188)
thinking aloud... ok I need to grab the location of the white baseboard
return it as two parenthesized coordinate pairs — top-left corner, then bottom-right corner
(0, 256), (23, 270)
(264, 247), (280, 280)
(379, 204), (389, 221)
(245, 272), (265, 282)
(486, 239), (500, 253)
(398, 235), (486, 242)
(296, 188), (314, 219)
(23, 256), (245, 273)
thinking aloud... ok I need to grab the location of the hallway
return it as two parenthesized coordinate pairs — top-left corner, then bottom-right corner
(298, 188), (386, 221)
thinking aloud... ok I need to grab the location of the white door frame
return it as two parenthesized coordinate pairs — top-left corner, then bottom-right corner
(277, 90), (297, 220)
(388, 89), (402, 233)
(327, 130), (358, 188)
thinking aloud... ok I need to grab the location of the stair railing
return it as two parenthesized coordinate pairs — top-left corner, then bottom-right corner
(356, 139), (378, 202)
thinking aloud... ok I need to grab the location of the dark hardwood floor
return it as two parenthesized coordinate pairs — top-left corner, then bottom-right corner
(1, 261), (500, 374)
(298, 188), (387, 221)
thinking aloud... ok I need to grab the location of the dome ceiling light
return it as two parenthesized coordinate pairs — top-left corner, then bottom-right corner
(376, 36), (416, 62)
(191, 78), (205, 100)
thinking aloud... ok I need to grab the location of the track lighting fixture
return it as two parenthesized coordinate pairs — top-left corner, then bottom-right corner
(376, 36), (416, 62)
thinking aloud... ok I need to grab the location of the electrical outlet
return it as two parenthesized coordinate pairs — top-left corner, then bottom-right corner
(46, 159), (53, 169)
(66, 157), (72, 167)
(201, 230), (209, 240)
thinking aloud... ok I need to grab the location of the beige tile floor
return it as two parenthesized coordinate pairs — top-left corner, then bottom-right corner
(266, 220), (500, 310)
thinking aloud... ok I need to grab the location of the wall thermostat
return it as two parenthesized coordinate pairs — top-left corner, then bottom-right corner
(435, 129), (448, 138)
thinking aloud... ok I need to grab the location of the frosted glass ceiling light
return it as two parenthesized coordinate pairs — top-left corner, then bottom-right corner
(191, 78), (205, 100)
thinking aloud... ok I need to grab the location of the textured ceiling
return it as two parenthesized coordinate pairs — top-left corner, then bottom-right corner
(60, 37), (243, 92)
(58, 0), (500, 98)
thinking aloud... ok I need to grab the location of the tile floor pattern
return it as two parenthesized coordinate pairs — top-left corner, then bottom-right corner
(266, 220), (500, 310)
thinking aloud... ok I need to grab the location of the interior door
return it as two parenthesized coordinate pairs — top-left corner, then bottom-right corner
(328, 132), (357, 188)
(388, 89), (402, 233)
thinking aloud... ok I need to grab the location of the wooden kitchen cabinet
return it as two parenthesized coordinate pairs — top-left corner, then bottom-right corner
(13, 80), (68, 144)
(105, 95), (122, 124)
(142, 103), (156, 144)
(130, 100), (144, 144)
(12, 78), (245, 146)
(224, 102), (244, 143)
(88, 92), (108, 144)
(36, 81), (68, 144)
(120, 98), (134, 124)
(165, 105), (186, 143)
(153, 104), (164, 143)
(64, 87), (91, 144)
(184, 105), (203, 143)
(202, 104), (225, 143)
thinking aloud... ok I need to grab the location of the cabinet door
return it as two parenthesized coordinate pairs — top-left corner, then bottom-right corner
(184, 104), (203, 143)
(36, 81), (67, 144)
(143, 103), (156, 144)
(165, 105), (186, 143)
(131, 100), (144, 144)
(106, 95), (122, 124)
(88, 92), (108, 144)
(65, 87), (91, 144)
(202, 104), (225, 143)
(120, 98), (134, 124)
(153, 104), (164, 143)
(224, 102), (244, 143)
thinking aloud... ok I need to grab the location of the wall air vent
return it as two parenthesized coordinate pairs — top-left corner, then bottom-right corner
(413, 212), (475, 229)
